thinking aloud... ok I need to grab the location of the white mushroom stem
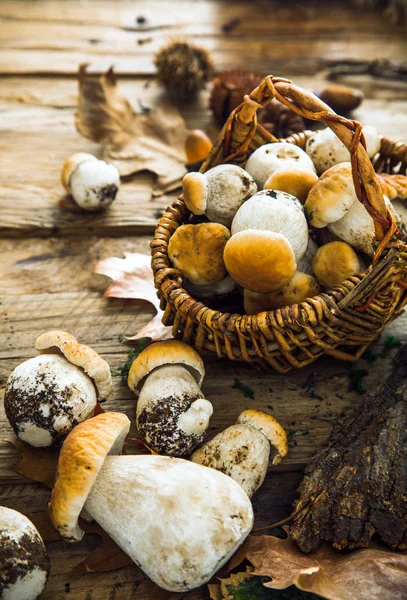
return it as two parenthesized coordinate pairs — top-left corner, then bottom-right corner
(83, 455), (253, 592)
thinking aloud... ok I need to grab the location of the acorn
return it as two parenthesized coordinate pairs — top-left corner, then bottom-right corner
(314, 84), (364, 114)
(185, 129), (212, 165)
(154, 41), (214, 101)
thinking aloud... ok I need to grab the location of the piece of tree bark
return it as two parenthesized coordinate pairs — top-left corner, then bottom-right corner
(291, 345), (407, 553)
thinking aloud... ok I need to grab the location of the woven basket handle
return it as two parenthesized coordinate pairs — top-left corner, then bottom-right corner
(222, 75), (392, 244)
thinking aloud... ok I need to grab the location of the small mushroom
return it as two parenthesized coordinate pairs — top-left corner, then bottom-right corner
(305, 163), (357, 228)
(245, 142), (316, 189)
(184, 274), (237, 299)
(4, 330), (111, 447)
(0, 506), (49, 600)
(264, 165), (318, 203)
(312, 241), (361, 288)
(61, 152), (120, 211)
(224, 229), (297, 293)
(182, 164), (257, 227)
(168, 222), (230, 286)
(231, 189), (309, 262)
(49, 412), (253, 592)
(244, 271), (320, 313)
(306, 125), (381, 174)
(192, 409), (288, 498)
(185, 129), (212, 164)
(297, 237), (319, 275)
(127, 340), (213, 456)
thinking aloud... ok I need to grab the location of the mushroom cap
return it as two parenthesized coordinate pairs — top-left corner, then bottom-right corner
(245, 142), (316, 188)
(312, 241), (361, 288)
(60, 152), (97, 190)
(244, 271), (320, 313)
(127, 340), (205, 394)
(84, 454), (253, 591)
(231, 190), (308, 262)
(297, 237), (319, 275)
(182, 172), (208, 215)
(306, 126), (380, 175)
(224, 229), (297, 293)
(49, 412), (130, 542)
(184, 274), (237, 299)
(168, 222), (230, 286)
(70, 159), (120, 211)
(0, 507), (49, 600)
(378, 173), (407, 201)
(305, 162), (357, 228)
(236, 409), (288, 465)
(35, 330), (112, 399)
(191, 423), (271, 498)
(4, 354), (97, 447)
(185, 129), (212, 164)
(136, 364), (213, 456)
(264, 165), (318, 204)
(203, 164), (258, 227)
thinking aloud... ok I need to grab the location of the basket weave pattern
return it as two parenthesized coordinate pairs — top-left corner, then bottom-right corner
(151, 76), (407, 372)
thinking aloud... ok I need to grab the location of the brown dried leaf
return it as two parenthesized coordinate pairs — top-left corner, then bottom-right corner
(247, 534), (407, 600)
(93, 252), (172, 342)
(11, 438), (59, 488)
(76, 64), (188, 195)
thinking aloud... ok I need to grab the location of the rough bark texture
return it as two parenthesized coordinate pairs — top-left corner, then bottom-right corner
(291, 345), (407, 553)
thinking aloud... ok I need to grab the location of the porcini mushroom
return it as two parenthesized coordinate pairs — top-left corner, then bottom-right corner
(244, 271), (320, 313)
(182, 164), (257, 227)
(0, 506), (49, 600)
(4, 330), (111, 447)
(49, 412), (253, 592)
(306, 125), (381, 175)
(61, 152), (120, 211)
(168, 222), (230, 286)
(184, 274), (237, 299)
(128, 340), (213, 456)
(185, 129), (212, 164)
(312, 241), (361, 288)
(224, 229), (297, 293)
(231, 189), (308, 262)
(245, 142), (316, 188)
(192, 409), (288, 498)
(264, 165), (318, 203)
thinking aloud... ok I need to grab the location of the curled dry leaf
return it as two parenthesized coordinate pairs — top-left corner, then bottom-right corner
(76, 64), (188, 195)
(246, 534), (407, 600)
(93, 252), (172, 342)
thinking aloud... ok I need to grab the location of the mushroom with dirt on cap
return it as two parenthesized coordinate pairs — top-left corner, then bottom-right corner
(0, 506), (49, 600)
(4, 330), (112, 447)
(49, 412), (253, 592)
(182, 164), (257, 227)
(192, 409), (288, 498)
(127, 340), (213, 456)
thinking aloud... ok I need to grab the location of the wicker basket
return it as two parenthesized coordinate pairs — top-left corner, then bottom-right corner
(151, 75), (407, 372)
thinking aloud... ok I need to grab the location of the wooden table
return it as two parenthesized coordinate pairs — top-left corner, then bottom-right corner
(1, 1), (407, 598)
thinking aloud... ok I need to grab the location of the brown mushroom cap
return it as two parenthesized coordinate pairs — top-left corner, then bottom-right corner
(264, 166), (318, 204)
(182, 172), (208, 215)
(244, 271), (320, 313)
(168, 222), (230, 286)
(237, 409), (288, 465)
(49, 412), (130, 542)
(223, 229), (297, 293)
(312, 241), (361, 288)
(127, 340), (205, 394)
(185, 130), (212, 164)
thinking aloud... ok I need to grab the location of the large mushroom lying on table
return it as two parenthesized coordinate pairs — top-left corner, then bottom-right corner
(49, 412), (253, 592)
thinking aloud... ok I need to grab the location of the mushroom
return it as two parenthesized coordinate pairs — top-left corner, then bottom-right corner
(4, 330), (111, 447)
(264, 165), (318, 203)
(297, 237), (319, 275)
(231, 189), (309, 262)
(244, 271), (320, 313)
(0, 506), (49, 600)
(224, 229), (297, 293)
(61, 152), (120, 211)
(306, 125), (381, 174)
(191, 409), (288, 498)
(245, 142), (316, 188)
(168, 222), (230, 286)
(127, 340), (213, 456)
(182, 164), (257, 227)
(184, 274), (237, 299)
(49, 412), (253, 592)
(185, 129), (212, 164)
(305, 163), (357, 229)
(312, 241), (362, 288)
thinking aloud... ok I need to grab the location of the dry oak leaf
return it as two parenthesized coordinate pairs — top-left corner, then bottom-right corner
(247, 534), (407, 600)
(93, 252), (172, 342)
(76, 64), (188, 195)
